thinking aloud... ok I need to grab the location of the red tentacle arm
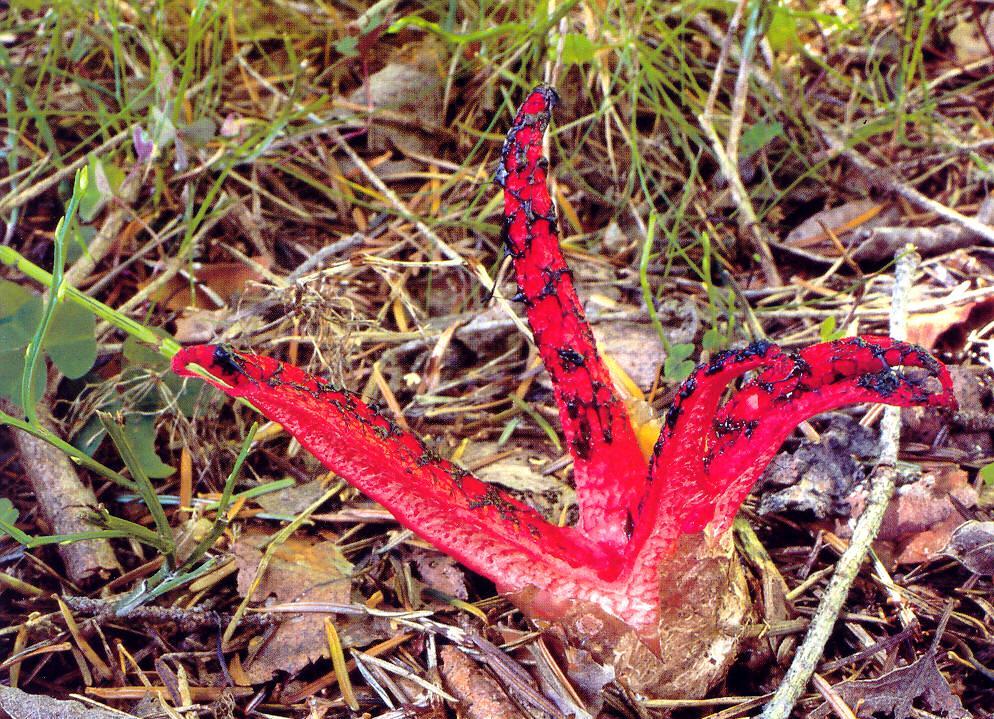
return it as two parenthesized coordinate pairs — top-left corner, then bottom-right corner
(622, 336), (956, 598)
(702, 337), (954, 529)
(171, 345), (617, 593)
(496, 85), (648, 550)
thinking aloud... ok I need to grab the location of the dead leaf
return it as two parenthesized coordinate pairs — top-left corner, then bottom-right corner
(907, 297), (994, 352)
(784, 199), (885, 250)
(174, 515), (214, 564)
(440, 646), (530, 719)
(233, 531), (355, 683)
(908, 303), (976, 351)
(809, 650), (970, 719)
(144, 258), (271, 310)
(229, 653), (252, 687)
(154, 656), (182, 705)
(345, 55), (440, 116)
(173, 308), (228, 343)
(254, 479), (330, 516)
(895, 514), (968, 565)
(601, 221), (629, 254)
(461, 441), (574, 521)
(592, 320), (664, 392)
(950, 12), (994, 64)
(419, 321), (459, 393)
(875, 467), (976, 541)
(841, 467), (978, 564)
(454, 304), (515, 347)
(0, 686), (125, 719)
(942, 520), (994, 575)
(834, 467), (979, 565)
(343, 43), (445, 157)
(413, 550), (469, 600)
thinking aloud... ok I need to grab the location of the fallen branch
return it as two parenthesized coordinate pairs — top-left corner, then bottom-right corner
(815, 123), (994, 245)
(853, 195), (994, 262)
(0, 398), (120, 583)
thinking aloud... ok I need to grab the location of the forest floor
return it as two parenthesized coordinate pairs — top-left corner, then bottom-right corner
(1, 1), (994, 717)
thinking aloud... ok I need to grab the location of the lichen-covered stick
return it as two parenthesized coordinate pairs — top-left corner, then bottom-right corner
(173, 85), (956, 698)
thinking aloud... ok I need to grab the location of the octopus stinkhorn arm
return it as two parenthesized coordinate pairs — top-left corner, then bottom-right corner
(171, 85), (957, 677)
(171, 345), (615, 594)
(496, 85), (648, 551)
(622, 337), (955, 606)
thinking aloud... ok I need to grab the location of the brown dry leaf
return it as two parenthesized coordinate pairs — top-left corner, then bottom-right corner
(455, 304), (516, 347)
(461, 441), (574, 521)
(784, 198), (884, 250)
(847, 467), (977, 564)
(439, 646), (530, 719)
(173, 308), (229, 343)
(144, 257), (271, 310)
(592, 319), (664, 392)
(907, 297), (994, 352)
(254, 479), (330, 516)
(601, 220), (629, 254)
(949, 12), (994, 63)
(174, 515), (214, 564)
(895, 514), (968, 565)
(412, 549), (469, 600)
(908, 303), (975, 351)
(878, 467), (975, 538)
(809, 650), (970, 719)
(942, 520), (994, 575)
(343, 42), (445, 156)
(345, 53), (441, 117)
(233, 530), (354, 683)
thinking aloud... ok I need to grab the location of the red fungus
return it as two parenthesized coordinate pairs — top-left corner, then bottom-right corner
(496, 85), (647, 551)
(172, 85), (956, 695)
